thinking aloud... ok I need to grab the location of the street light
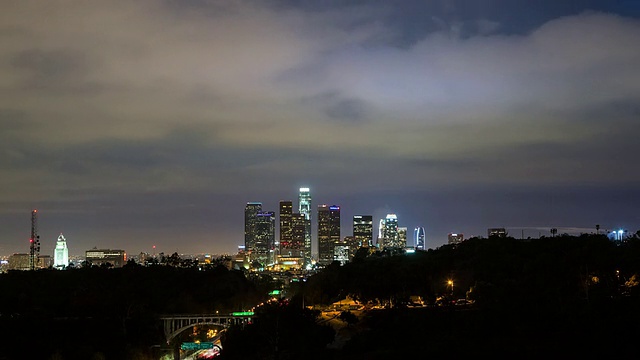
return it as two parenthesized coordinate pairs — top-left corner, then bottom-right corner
(447, 279), (453, 295)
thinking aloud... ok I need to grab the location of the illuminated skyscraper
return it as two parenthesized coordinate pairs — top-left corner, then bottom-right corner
(380, 214), (399, 248)
(255, 211), (275, 265)
(377, 219), (385, 247)
(54, 233), (69, 269)
(414, 227), (425, 250)
(298, 187), (312, 265)
(318, 205), (340, 266)
(279, 201), (293, 256)
(244, 202), (262, 258)
(353, 215), (373, 248)
(280, 213), (305, 259)
(398, 227), (407, 248)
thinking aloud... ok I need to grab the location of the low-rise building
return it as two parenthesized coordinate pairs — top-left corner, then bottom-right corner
(85, 249), (126, 268)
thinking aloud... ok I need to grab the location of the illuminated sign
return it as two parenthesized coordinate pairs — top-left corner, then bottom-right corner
(181, 342), (214, 350)
(232, 311), (254, 316)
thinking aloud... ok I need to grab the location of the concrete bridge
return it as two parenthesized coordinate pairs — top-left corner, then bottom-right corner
(160, 313), (254, 343)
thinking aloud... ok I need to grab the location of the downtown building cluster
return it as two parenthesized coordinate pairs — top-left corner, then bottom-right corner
(244, 187), (427, 270)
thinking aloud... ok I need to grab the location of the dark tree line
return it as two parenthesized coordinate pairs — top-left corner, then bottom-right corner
(301, 234), (640, 310)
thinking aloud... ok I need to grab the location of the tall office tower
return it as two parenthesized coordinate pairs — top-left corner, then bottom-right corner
(448, 233), (464, 244)
(353, 215), (373, 248)
(318, 205), (341, 266)
(255, 211), (275, 266)
(280, 213), (305, 258)
(381, 214), (399, 248)
(298, 187), (312, 266)
(292, 213), (307, 258)
(414, 227), (426, 250)
(54, 233), (69, 269)
(244, 202), (262, 258)
(279, 200), (293, 255)
(377, 219), (385, 247)
(398, 227), (407, 248)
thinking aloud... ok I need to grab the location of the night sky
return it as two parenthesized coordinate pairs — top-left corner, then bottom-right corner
(2, 0), (639, 257)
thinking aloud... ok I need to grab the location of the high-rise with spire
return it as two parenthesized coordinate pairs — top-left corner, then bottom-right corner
(298, 187), (312, 265)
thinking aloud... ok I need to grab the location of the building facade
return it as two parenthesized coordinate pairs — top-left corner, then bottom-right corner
(353, 215), (373, 248)
(448, 233), (464, 244)
(254, 211), (275, 266)
(281, 213), (305, 258)
(488, 228), (507, 238)
(85, 249), (126, 268)
(279, 200), (293, 253)
(398, 227), (407, 249)
(244, 202), (263, 259)
(379, 214), (399, 249)
(8, 253), (30, 271)
(318, 205), (341, 266)
(344, 236), (358, 261)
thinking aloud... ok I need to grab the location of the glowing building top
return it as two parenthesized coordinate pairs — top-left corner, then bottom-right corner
(298, 187), (311, 220)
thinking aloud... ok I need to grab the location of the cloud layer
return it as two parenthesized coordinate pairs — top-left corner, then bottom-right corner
(1, 1), (639, 255)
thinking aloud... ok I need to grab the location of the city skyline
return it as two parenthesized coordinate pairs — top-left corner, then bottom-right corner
(1, 1), (639, 256)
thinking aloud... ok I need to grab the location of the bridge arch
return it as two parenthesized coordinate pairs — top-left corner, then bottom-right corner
(161, 314), (253, 343)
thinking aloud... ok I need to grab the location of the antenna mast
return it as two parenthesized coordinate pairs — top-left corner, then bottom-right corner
(29, 209), (40, 271)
